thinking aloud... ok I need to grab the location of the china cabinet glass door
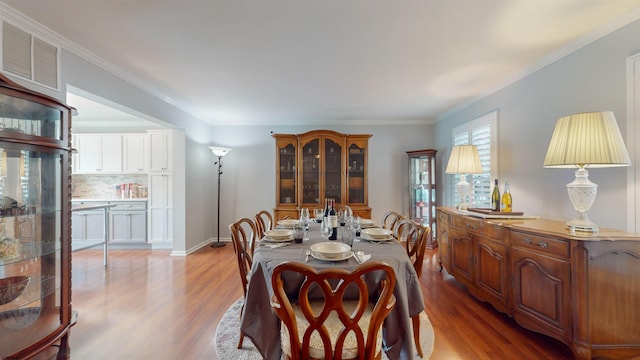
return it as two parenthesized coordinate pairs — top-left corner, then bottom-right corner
(277, 143), (296, 205)
(0, 147), (63, 356)
(407, 149), (437, 244)
(323, 138), (342, 203)
(347, 143), (365, 204)
(301, 138), (320, 205)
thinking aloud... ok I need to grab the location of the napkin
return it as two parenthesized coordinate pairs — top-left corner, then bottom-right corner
(354, 252), (371, 264)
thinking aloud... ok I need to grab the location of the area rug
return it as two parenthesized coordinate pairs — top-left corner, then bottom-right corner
(215, 298), (434, 359)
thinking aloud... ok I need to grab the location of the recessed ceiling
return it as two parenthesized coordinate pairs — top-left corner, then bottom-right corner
(3, 0), (640, 126)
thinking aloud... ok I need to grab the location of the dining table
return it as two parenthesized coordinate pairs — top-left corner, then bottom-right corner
(239, 221), (425, 360)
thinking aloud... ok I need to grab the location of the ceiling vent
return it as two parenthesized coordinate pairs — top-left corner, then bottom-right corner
(2, 21), (58, 89)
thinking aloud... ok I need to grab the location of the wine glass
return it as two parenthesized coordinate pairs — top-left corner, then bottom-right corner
(299, 208), (310, 240)
(320, 219), (333, 240)
(314, 208), (324, 223)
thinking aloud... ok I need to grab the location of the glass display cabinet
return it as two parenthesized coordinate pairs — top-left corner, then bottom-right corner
(273, 130), (371, 220)
(0, 74), (73, 359)
(407, 149), (437, 249)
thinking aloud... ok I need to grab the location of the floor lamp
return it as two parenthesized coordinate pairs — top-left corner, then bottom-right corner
(209, 146), (231, 248)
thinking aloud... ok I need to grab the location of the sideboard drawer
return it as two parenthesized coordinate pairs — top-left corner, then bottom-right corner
(453, 216), (481, 233)
(510, 232), (568, 258)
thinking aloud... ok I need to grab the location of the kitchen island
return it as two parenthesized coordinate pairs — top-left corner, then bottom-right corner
(72, 198), (148, 251)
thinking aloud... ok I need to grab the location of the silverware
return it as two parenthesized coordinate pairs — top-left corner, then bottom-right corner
(305, 250), (311, 262)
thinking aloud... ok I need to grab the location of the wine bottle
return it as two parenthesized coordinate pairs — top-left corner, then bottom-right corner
(324, 199), (330, 221)
(491, 179), (500, 211)
(501, 181), (512, 212)
(329, 199), (338, 240)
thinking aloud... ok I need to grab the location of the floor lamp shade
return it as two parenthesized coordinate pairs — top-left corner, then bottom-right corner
(446, 145), (483, 210)
(210, 146), (231, 247)
(544, 111), (630, 233)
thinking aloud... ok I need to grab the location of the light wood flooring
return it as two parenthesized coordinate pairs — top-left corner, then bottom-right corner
(69, 244), (574, 359)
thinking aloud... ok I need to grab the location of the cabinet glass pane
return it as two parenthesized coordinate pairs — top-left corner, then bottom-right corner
(324, 139), (341, 203)
(348, 144), (365, 204)
(0, 147), (63, 357)
(278, 143), (296, 204)
(0, 94), (62, 140)
(302, 139), (319, 205)
(409, 153), (435, 235)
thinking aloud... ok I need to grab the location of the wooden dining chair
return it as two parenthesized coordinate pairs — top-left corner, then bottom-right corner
(228, 217), (258, 348)
(382, 211), (405, 238)
(254, 210), (274, 239)
(396, 218), (431, 357)
(270, 261), (397, 360)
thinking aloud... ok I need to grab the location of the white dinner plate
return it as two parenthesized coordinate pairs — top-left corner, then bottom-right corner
(359, 219), (375, 228)
(277, 219), (300, 228)
(360, 233), (394, 242)
(311, 250), (353, 262)
(264, 229), (294, 242)
(263, 236), (293, 243)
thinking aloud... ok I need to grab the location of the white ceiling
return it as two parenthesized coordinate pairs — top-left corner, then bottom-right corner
(3, 0), (640, 127)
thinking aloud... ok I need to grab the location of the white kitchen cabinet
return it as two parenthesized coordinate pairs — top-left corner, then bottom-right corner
(148, 130), (172, 172)
(148, 173), (173, 244)
(123, 134), (148, 173)
(110, 202), (147, 243)
(74, 134), (123, 173)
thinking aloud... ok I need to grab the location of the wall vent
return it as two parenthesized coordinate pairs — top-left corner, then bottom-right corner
(2, 21), (58, 89)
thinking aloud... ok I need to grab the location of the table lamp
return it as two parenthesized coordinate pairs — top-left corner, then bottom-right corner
(543, 111), (630, 233)
(446, 145), (483, 210)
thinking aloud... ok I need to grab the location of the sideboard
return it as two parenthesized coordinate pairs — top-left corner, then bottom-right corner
(436, 207), (640, 360)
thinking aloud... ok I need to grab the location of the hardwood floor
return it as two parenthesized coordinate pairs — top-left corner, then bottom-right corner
(69, 245), (574, 359)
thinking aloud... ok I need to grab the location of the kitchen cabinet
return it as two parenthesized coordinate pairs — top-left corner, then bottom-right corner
(148, 129), (172, 172)
(71, 209), (105, 242)
(0, 74), (74, 359)
(110, 201), (147, 243)
(273, 130), (371, 220)
(407, 149), (437, 248)
(147, 129), (175, 245)
(148, 173), (172, 244)
(437, 207), (640, 359)
(123, 133), (148, 173)
(74, 134), (122, 173)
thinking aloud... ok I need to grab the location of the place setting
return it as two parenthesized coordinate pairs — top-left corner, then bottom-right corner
(360, 228), (395, 243)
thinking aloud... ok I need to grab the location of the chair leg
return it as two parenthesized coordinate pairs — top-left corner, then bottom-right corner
(237, 332), (244, 349)
(412, 313), (423, 357)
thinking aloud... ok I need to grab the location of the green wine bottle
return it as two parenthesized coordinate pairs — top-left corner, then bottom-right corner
(491, 179), (500, 211)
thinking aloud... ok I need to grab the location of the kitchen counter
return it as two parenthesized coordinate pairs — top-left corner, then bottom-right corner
(72, 198), (148, 204)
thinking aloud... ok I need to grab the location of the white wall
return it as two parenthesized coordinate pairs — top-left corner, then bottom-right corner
(435, 18), (640, 231)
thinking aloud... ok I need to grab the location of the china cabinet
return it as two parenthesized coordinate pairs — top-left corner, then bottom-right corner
(0, 74), (74, 359)
(406, 149), (437, 248)
(273, 130), (371, 220)
(437, 207), (640, 360)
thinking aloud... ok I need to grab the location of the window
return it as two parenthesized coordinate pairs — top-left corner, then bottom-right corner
(451, 110), (498, 208)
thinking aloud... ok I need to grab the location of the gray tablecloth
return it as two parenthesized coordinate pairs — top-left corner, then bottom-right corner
(240, 224), (425, 360)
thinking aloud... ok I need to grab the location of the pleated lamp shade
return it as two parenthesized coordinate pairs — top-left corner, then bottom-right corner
(446, 145), (483, 174)
(544, 111), (630, 168)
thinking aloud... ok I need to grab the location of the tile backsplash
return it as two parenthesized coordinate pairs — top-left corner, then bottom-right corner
(72, 174), (148, 199)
